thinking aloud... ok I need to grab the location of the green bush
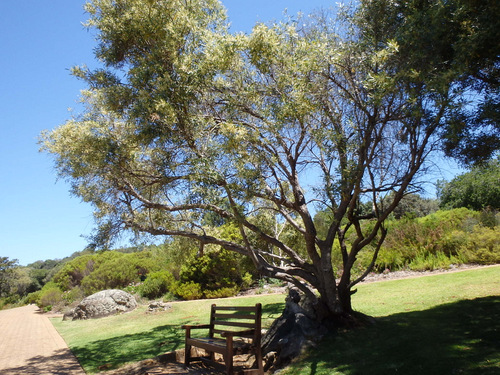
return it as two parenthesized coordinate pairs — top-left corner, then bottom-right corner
(203, 286), (240, 299)
(80, 251), (160, 295)
(62, 286), (85, 304)
(25, 290), (41, 305)
(458, 226), (500, 264)
(179, 249), (249, 293)
(408, 251), (465, 271)
(375, 208), (484, 271)
(81, 259), (137, 295)
(38, 282), (63, 309)
(52, 253), (102, 291)
(172, 281), (203, 300)
(139, 271), (174, 299)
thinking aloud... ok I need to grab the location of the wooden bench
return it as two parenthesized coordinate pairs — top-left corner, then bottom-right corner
(182, 303), (264, 375)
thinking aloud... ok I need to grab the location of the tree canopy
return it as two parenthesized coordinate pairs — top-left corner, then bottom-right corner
(439, 157), (500, 211)
(0, 257), (18, 298)
(41, 0), (498, 322)
(360, 0), (500, 166)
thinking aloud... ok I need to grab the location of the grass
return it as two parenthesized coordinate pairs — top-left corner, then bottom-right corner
(52, 294), (285, 373)
(352, 265), (500, 316)
(282, 296), (499, 375)
(283, 265), (500, 375)
(52, 266), (500, 373)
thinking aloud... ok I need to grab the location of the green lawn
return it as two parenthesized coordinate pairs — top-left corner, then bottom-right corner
(52, 266), (500, 374)
(52, 294), (285, 373)
(283, 266), (500, 375)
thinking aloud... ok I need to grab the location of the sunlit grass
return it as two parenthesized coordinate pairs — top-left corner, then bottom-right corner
(282, 265), (500, 375)
(52, 294), (285, 372)
(53, 266), (500, 373)
(352, 265), (500, 316)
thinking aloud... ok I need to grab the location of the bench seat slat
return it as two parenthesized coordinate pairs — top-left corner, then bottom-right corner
(212, 328), (254, 337)
(214, 313), (256, 320)
(213, 306), (259, 312)
(213, 320), (255, 329)
(186, 337), (251, 351)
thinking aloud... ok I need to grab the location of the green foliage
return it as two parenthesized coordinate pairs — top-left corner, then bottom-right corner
(53, 253), (100, 291)
(51, 250), (161, 296)
(172, 281), (203, 300)
(80, 251), (159, 295)
(458, 226), (500, 264)
(203, 286), (240, 299)
(376, 208), (499, 271)
(439, 157), (500, 210)
(40, 0), (500, 319)
(391, 193), (439, 219)
(139, 270), (174, 299)
(25, 290), (41, 305)
(0, 257), (18, 297)
(358, 0), (500, 166)
(178, 249), (249, 298)
(38, 282), (63, 309)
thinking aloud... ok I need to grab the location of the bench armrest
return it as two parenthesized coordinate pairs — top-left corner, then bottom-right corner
(181, 324), (211, 330)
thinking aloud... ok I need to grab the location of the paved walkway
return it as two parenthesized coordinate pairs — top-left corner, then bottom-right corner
(0, 304), (85, 375)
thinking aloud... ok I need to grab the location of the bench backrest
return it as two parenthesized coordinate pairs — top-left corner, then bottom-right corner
(209, 303), (262, 342)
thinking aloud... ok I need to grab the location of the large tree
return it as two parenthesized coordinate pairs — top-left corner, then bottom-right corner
(360, 0), (500, 166)
(41, 0), (486, 323)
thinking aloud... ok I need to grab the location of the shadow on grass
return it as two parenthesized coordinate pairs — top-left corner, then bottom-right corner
(289, 296), (500, 375)
(72, 302), (287, 373)
(72, 324), (184, 373)
(262, 302), (286, 320)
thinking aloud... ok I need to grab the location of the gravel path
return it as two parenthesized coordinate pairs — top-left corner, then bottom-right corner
(0, 304), (85, 375)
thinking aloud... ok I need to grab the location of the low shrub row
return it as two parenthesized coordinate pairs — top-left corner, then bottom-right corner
(370, 208), (499, 272)
(14, 207), (500, 311)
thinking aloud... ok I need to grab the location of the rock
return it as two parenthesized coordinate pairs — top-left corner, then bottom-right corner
(72, 289), (137, 320)
(62, 309), (75, 321)
(261, 287), (326, 372)
(147, 301), (172, 313)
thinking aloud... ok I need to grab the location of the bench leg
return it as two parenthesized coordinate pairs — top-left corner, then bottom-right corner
(255, 349), (264, 374)
(184, 343), (191, 367)
(224, 354), (233, 375)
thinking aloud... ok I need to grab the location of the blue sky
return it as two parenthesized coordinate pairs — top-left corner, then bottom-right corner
(0, 1), (462, 266)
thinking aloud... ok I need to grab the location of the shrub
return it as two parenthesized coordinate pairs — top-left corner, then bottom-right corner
(139, 271), (175, 299)
(62, 286), (85, 304)
(458, 225), (500, 264)
(52, 254), (98, 291)
(172, 281), (203, 300)
(375, 208), (483, 271)
(80, 259), (137, 295)
(241, 272), (253, 289)
(408, 251), (464, 271)
(38, 282), (63, 309)
(25, 290), (41, 305)
(80, 251), (161, 295)
(179, 249), (248, 293)
(203, 286), (240, 299)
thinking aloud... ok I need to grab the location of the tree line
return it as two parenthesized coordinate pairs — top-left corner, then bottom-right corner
(1, 159), (498, 310)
